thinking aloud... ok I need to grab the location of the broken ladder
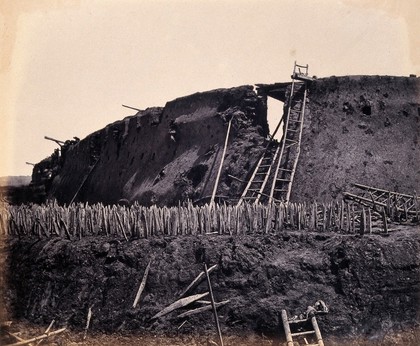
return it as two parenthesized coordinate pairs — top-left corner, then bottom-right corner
(281, 309), (324, 346)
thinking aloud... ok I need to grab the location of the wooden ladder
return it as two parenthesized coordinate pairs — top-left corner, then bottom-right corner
(281, 309), (324, 346)
(237, 141), (281, 205)
(238, 62), (313, 206)
(268, 62), (312, 203)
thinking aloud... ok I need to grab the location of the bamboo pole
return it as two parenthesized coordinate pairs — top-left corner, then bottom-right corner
(311, 316), (324, 346)
(204, 263), (224, 346)
(210, 116), (233, 205)
(281, 310), (293, 346)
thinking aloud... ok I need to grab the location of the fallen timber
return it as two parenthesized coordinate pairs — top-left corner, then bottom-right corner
(5, 328), (66, 346)
(177, 300), (230, 319)
(151, 292), (209, 320)
(344, 183), (420, 216)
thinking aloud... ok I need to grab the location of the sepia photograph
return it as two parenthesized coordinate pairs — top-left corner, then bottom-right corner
(1, 0), (419, 345)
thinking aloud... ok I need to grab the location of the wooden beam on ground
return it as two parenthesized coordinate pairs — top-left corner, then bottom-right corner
(177, 300), (230, 319)
(6, 328), (66, 346)
(151, 292), (209, 320)
(5, 331), (27, 343)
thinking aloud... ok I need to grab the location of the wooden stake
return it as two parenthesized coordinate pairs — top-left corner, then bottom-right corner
(382, 207), (388, 233)
(83, 306), (93, 341)
(204, 263), (224, 346)
(133, 260), (151, 308)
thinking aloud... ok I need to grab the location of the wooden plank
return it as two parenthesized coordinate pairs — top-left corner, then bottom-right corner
(151, 292), (209, 320)
(177, 300), (230, 319)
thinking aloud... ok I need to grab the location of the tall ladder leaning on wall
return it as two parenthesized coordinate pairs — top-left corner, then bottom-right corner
(238, 62), (313, 205)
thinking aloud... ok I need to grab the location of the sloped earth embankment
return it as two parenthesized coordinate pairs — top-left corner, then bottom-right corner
(2, 227), (420, 345)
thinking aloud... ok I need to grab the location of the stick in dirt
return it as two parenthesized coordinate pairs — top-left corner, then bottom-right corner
(133, 260), (151, 308)
(36, 319), (55, 346)
(179, 264), (218, 299)
(204, 263), (224, 346)
(83, 306), (93, 341)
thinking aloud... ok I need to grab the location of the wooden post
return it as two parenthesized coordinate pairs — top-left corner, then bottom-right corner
(311, 316), (324, 346)
(210, 116), (233, 205)
(204, 263), (224, 346)
(360, 207), (366, 236)
(281, 310), (293, 346)
(382, 207), (388, 233)
(179, 264), (217, 299)
(368, 208), (372, 234)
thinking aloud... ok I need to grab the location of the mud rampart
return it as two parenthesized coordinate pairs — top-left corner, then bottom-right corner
(5, 230), (420, 343)
(291, 75), (420, 201)
(39, 86), (267, 205)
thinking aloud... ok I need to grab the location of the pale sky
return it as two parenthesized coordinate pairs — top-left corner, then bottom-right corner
(1, 0), (419, 177)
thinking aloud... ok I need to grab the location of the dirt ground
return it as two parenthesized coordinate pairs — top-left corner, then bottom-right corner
(2, 319), (420, 346)
(1, 223), (419, 345)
